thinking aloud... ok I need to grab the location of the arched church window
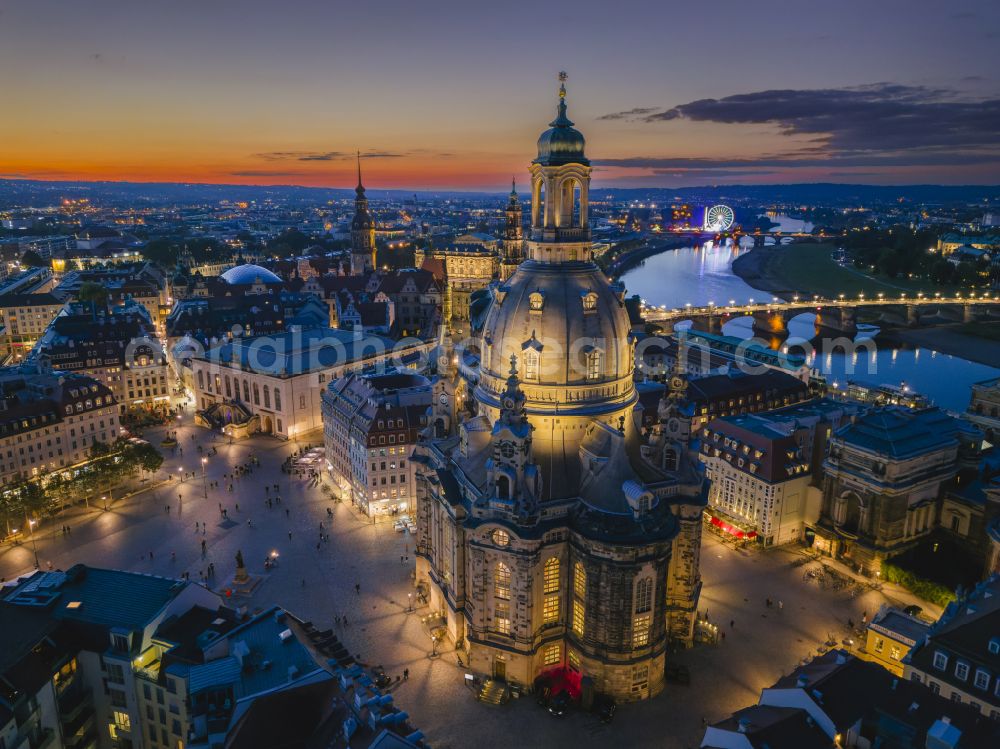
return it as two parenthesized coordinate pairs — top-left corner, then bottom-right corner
(243, 380), (250, 402)
(495, 563), (511, 600)
(635, 577), (653, 614)
(252, 383), (260, 406)
(524, 350), (539, 381)
(573, 562), (586, 599)
(529, 292), (545, 312)
(197, 370), (204, 390)
(586, 350), (602, 381)
(543, 558), (560, 594)
(582, 292), (598, 311)
(572, 562), (586, 639)
(263, 385), (270, 409)
(274, 387), (282, 410)
(497, 474), (511, 500)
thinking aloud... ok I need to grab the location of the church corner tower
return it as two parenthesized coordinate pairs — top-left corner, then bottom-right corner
(350, 152), (377, 275)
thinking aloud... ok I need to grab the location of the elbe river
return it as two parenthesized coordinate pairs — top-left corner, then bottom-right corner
(618, 217), (998, 413)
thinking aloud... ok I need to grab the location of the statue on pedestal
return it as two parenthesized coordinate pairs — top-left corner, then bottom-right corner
(234, 549), (248, 583)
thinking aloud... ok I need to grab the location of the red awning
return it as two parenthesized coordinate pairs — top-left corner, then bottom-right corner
(709, 514), (757, 540)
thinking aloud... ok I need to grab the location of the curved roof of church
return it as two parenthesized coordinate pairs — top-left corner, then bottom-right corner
(221, 264), (282, 286)
(535, 85), (588, 167)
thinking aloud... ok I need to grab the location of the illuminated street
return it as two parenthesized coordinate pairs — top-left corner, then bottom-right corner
(0, 413), (943, 749)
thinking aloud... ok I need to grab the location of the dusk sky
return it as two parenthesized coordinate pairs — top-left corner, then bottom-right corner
(1, 0), (998, 190)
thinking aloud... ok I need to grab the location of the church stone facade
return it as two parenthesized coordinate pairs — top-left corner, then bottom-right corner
(414, 78), (707, 701)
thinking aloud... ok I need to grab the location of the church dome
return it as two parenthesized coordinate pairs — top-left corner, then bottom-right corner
(221, 264), (282, 286)
(476, 260), (633, 416)
(535, 86), (588, 167)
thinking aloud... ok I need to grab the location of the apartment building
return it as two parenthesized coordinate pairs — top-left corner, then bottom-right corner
(0, 363), (119, 487)
(322, 370), (431, 517)
(0, 566), (426, 749)
(30, 304), (171, 415)
(905, 575), (1000, 721)
(0, 293), (66, 361)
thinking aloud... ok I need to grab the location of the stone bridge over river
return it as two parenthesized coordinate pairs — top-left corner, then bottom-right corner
(640, 293), (1000, 339)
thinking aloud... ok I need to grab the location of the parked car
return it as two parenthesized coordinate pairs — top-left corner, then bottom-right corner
(371, 666), (391, 689)
(592, 693), (616, 723)
(547, 690), (571, 717)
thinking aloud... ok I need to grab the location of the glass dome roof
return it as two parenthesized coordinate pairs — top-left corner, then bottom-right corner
(220, 264), (282, 286)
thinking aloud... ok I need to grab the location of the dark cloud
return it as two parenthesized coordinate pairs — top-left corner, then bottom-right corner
(597, 106), (659, 121)
(599, 84), (1000, 171)
(254, 150), (406, 162)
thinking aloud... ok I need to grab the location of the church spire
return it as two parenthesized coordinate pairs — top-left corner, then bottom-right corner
(550, 70), (574, 127)
(350, 150), (376, 275)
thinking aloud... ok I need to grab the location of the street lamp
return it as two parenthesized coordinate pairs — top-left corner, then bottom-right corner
(102, 494), (109, 512)
(408, 592), (413, 612)
(27, 517), (39, 569)
(201, 457), (208, 499)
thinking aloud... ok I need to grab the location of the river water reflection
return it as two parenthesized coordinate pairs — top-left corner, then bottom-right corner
(618, 238), (997, 413)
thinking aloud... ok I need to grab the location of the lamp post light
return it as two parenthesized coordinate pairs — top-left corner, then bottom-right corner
(408, 592), (413, 612)
(28, 517), (39, 569)
(102, 494), (109, 512)
(201, 457), (208, 499)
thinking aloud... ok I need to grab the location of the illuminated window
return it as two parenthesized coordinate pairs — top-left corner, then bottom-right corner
(573, 562), (586, 598)
(529, 292), (544, 311)
(572, 600), (585, 637)
(568, 650), (581, 672)
(543, 644), (560, 666)
(586, 350), (602, 381)
(524, 350), (539, 381)
(113, 710), (131, 730)
(633, 614), (651, 647)
(495, 601), (511, 635)
(582, 292), (598, 311)
(543, 595), (559, 624)
(543, 558), (560, 594)
(495, 562), (511, 600)
(635, 577), (653, 614)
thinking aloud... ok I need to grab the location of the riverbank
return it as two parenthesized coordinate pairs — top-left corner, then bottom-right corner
(876, 325), (1000, 370)
(732, 243), (945, 300)
(606, 238), (686, 277)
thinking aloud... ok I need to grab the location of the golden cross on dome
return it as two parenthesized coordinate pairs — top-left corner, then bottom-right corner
(558, 71), (567, 98)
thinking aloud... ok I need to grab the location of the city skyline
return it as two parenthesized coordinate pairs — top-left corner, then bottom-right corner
(1, 0), (999, 190)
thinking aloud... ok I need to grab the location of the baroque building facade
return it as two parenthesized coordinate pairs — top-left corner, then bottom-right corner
(413, 78), (706, 701)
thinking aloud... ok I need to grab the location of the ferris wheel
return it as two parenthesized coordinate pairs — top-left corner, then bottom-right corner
(704, 204), (735, 232)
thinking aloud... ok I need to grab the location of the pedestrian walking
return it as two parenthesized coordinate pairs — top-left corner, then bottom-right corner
(730, 619), (735, 628)
(403, 668), (409, 681)
(288, 531), (292, 540)
(355, 583), (361, 595)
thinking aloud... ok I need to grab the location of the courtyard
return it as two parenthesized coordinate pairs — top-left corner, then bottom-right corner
(0, 413), (941, 749)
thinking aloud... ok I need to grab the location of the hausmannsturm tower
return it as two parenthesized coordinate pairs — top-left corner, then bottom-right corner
(350, 153), (377, 275)
(414, 74), (707, 701)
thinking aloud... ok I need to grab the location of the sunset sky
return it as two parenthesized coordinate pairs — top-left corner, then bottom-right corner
(1, 0), (998, 190)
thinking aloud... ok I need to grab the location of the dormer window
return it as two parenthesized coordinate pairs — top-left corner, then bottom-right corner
(582, 291), (598, 312)
(529, 292), (545, 312)
(524, 350), (539, 381)
(933, 651), (948, 671)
